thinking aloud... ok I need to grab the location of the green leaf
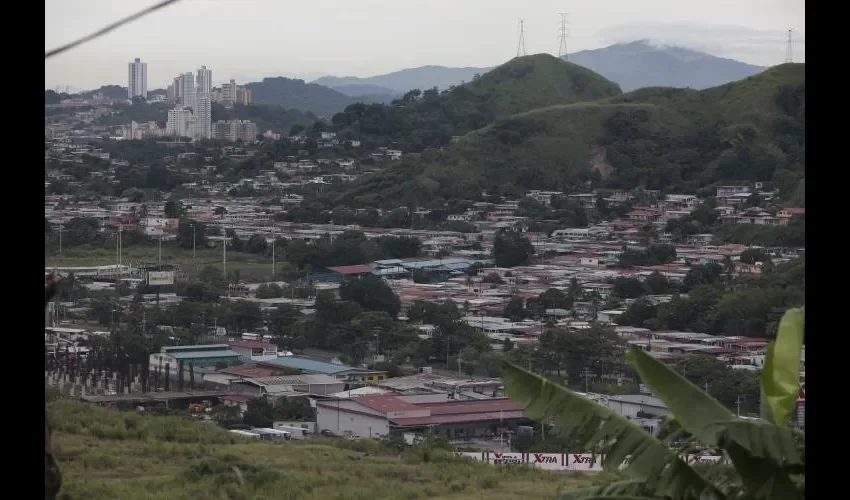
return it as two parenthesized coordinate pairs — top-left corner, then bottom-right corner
(761, 308), (804, 427)
(500, 361), (722, 499)
(627, 347), (734, 446)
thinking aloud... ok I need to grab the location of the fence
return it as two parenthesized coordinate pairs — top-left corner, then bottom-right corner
(454, 452), (725, 472)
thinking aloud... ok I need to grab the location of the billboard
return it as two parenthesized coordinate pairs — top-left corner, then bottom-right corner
(148, 271), (175, 286)
(453, 452), (724, 472)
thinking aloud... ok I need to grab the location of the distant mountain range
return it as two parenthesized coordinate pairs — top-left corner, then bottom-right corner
(58, 40), (766, 118)
(310, 40), (764, 96)
(566, 40), (765, 92)
(312, 66), (490, 97)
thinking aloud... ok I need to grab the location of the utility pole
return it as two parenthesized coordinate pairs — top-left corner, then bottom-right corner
(271, 226), (276, 279)
(222, 235), (228, 279)
(158, 234), (163, 270)
(583, 367), (591, 393)
(517, 19), (527, 57)
(190, 223), (196, 259)
(118, 225), (123, 268)
(57, 224), (63, 255)
(736, 395), (742, 417)
(558, 13), (569, 59)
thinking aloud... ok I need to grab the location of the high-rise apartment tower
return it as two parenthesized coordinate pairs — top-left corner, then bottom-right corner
(127, 58), (148, 99)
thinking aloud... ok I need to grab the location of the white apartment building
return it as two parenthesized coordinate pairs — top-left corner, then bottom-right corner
(166, 108), (195, 139)
(212, 120), (258, 142)
(221, 79), (237, 107)
(127, 58), (148, 99)
(178, 72), (196, 111)
(194, 92), (212, 140)
(196, 65), (212, 94)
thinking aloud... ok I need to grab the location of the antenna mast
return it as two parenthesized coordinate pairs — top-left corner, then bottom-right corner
(784, 28), (794, 63)
(517, 19), (527, 57)
(558, 13), (569, 59)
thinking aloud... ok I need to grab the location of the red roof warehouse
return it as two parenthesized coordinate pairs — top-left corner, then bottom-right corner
(316, 394), (528, 440)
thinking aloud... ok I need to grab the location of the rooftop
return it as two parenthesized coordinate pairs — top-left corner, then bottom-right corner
(327, 264), (375, 275)
(258, 356), (371, 375)
(171, 349), (241, 360)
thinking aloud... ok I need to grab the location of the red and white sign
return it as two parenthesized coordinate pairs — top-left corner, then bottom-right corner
(530, 453), (564, 470)
(487, 452), (526, 465)
(568, 453), (604, 472)
(798, 383), (805, 402)
(685, 455), (723, 465)
(455, 452), (485, 461)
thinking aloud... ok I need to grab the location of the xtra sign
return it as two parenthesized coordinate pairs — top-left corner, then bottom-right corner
(569, 453), (604, 472)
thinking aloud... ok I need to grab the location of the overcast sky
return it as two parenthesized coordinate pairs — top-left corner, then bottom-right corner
(45, 0), (805, 90)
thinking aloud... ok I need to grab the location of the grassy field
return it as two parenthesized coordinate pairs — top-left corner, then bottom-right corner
(49, 400), (601, 500)
(45, 245), (276, 274)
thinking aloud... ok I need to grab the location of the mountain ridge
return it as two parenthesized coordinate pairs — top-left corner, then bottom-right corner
(326, 63), (804, 208)
(312, 41), (766, 95)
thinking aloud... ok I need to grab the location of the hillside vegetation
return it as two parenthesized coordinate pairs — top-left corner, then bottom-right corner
(49, 399), (596, 500)
(326, 63), (804, 209)
(328, 54), (622, 153)
(246, 77), (386, 117)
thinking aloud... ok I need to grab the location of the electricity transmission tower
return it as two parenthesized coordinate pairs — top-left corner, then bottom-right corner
(517, 19), (527, 57)
(784, 28), (794, 63)
(558, 13), (569, 59)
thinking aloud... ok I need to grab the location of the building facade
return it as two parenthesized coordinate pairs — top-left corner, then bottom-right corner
(196, 65), (212, 95)
(194, 92), (212, 140)
(213, 120), (258, 142)
(127, 58), (148, 100)
(166, 108), (195, 138)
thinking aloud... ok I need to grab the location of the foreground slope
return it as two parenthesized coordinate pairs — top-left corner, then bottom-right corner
(334, 64), (804, 208)
(49, 400), (592, 500)
(331, 53), (621, 152)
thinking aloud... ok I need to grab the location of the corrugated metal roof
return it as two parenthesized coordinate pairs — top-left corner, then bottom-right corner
(164, 344), (230, 352)
(258, 356), (368, 374)
(171, 349), (241, 360)
(327, 265), (375, 275)
(395, 410), (526, 426)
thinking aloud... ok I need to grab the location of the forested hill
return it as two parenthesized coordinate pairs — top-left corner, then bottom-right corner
(319, 63), (804, 209)
(328, 53), (622, 153)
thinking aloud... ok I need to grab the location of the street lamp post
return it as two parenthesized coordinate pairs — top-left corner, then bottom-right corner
(190, 223), (196, 259)
(271, 227), (275, 279)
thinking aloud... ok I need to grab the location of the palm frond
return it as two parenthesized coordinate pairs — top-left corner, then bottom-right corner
(627, 347), (803, 500)
(501, 361), (723, 500)
(715, 420), (802, 467)
(761, 308), (804, 427)
(627, 347), (734, 446)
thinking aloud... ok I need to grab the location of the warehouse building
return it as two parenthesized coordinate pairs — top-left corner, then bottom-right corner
(316, 394), (528, 440)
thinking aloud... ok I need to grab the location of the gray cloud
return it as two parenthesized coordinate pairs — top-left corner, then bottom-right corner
(599, 23), (805, 65)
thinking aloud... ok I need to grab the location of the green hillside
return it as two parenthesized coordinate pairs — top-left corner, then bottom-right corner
(328, 54), (622, 153)
(48, 399), (594, 499)
(327, 64), (804, 209)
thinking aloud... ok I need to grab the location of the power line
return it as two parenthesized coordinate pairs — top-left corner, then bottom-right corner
(45, 0), (185, 59)
(558, 13), (570, 59)
(517, 19), (527, 57)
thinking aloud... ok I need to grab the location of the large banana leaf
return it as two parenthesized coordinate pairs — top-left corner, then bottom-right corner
(501, 361), (723, 500)
(761, 308), (804, 427)
(627, 347), (802, 500)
